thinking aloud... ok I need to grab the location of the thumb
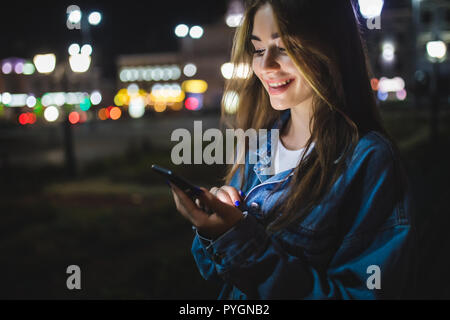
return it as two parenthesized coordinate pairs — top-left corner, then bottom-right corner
(197, 187), (236, 216)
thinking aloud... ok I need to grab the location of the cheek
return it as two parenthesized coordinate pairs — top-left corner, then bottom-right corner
(252, 60), (262, 81)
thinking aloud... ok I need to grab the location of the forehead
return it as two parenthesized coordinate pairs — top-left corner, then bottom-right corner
(251, 4), (279, 39)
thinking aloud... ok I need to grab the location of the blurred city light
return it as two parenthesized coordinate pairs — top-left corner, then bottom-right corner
(185, 97), (199, 110)
(225, 0), (244, 27)
(23, 62), (35, 75)
(90, 91), (102, 105)
(189, 26), (204, 39)
(69, 111), (80, 124)
(426, 41), (447, 60)
(68, 43), (81, 56)
(6, 94), (28, 107)
(127, 83), (139, 96)
(44, 106), (59, 122)
(88, 11), (102, 25)
(183, 63), (197, 77)
(68, 8), (82, 24)
(98, 108), (108, 120)
(370, 78), (379, 91)
(226, 14), (243, 28)
(119, 65), (181, 82)
(221, 63), (233, 79)
(81, 44), (93, 56)
(129, 97), (145, 118)
(69, 54), (91, 73)
(26, 95), (37, 108)
(109, 107), (122, 120)
(182, 80), (208, 93)
(223, 91), (239, 114)
(396, 89), (407, 101)
(382, 42), (395, 63)
(175, 24), (189, 38)
(14, 62), (24, 74)
(80, 97), (91, 111)
(221, 62), (251, 79)
(377, 90), (388, 101)
(2, 92), (11, 105)
(2, 62), (12, 74)
(358, 0), (384, 19)
(19, 112), (36, 125)
(33, 53), (56, 74)
(378, 77), (405, 92)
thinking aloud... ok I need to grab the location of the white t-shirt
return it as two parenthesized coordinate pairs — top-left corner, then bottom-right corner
(273, 136), (315, 175)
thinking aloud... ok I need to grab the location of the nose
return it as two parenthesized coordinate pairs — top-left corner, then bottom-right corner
(260, 47), (280, 72)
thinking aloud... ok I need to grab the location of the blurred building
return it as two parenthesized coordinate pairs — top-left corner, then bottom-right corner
(361, 0), (449, 104)
(115, 19), (236, 113)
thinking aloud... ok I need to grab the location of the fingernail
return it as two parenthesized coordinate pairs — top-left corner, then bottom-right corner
(239, 190), (245, 197)
(234, 200), (240, 207)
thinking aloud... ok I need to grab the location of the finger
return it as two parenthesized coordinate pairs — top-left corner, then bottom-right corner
(215, 188), (233, 206)
(210, 186), (233, 206)
(220, 185), (243, 207)
(170, 183), (209, 224)
(197, 187), (242, 218)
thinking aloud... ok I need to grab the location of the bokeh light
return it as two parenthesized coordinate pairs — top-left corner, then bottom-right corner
(33, 54), (56, 74)
(90, 91), (102, 105)
(2, 62), (13, 74)
(109, 107), (122, 120)
(183, 63), (197, 77)
(175, 24), (189, 38)
(189, 26), (204, 39)
(223, 91), (239, 114)
(69, 111), (80, 124)
(68, 43), (80, 56)
(88, 11), (102, 25)
(44, 106), (59, 122)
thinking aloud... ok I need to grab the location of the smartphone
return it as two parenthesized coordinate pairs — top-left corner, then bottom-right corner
(151, 164), (203, 200)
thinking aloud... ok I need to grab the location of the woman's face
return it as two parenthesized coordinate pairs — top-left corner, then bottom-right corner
(251, 3), (313, 110)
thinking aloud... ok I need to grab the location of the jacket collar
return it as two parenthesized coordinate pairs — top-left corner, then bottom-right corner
(251, 109), (293, 183)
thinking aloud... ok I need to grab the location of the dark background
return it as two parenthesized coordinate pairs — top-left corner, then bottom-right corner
(0, 0), (449, 299)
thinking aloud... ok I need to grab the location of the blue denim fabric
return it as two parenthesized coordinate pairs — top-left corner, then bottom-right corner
(191, 109), (417, 299)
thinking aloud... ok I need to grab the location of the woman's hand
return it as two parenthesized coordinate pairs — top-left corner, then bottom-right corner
(169, 183), (245, 240)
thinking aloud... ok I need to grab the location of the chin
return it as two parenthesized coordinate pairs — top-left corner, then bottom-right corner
(269, 98), (293, 111)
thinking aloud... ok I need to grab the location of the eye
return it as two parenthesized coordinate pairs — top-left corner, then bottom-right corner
(253, 49), (265, 56)
(278, 47), (287, 54)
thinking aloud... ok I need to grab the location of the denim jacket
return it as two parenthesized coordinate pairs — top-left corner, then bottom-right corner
(191, 109), (418, 299)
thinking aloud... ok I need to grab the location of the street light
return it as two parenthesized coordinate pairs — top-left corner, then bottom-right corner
(88, 12), (102, 26)
(189, 26), (204, 39)
(426, 40), (447, 61)
(175, 24), (189, 38)
(33, 53), (56, 74)
(358, 0), (384, 19)
(426, 39), (447, 144)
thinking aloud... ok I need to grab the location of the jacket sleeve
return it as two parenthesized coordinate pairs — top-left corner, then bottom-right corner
(192, 141), (417, 299)
(190, 165), (245, 283)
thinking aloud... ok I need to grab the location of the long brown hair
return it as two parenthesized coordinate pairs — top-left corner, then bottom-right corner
(220, 0), (408, 232)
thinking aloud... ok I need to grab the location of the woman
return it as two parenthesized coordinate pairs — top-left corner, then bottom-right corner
(169, 0), (417, 299)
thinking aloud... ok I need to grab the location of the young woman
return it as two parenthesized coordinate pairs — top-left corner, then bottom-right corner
(169, 0), (417, 299)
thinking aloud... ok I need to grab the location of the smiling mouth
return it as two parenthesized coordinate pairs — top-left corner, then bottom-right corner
(266, 78), (295, 95)
(267, 79), (293, 88)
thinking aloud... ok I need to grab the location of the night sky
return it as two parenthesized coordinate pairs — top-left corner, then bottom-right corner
(1, 0), (229, 79)
(1, 0), (411, 80)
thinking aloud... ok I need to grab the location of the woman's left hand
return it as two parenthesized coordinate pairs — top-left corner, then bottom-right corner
(168, 182), (245, 240)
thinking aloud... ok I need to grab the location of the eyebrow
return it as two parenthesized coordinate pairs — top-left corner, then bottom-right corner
(250, 32), (280, 41)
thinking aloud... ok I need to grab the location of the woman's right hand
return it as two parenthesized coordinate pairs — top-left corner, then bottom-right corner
(195, 186), (244, 212)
